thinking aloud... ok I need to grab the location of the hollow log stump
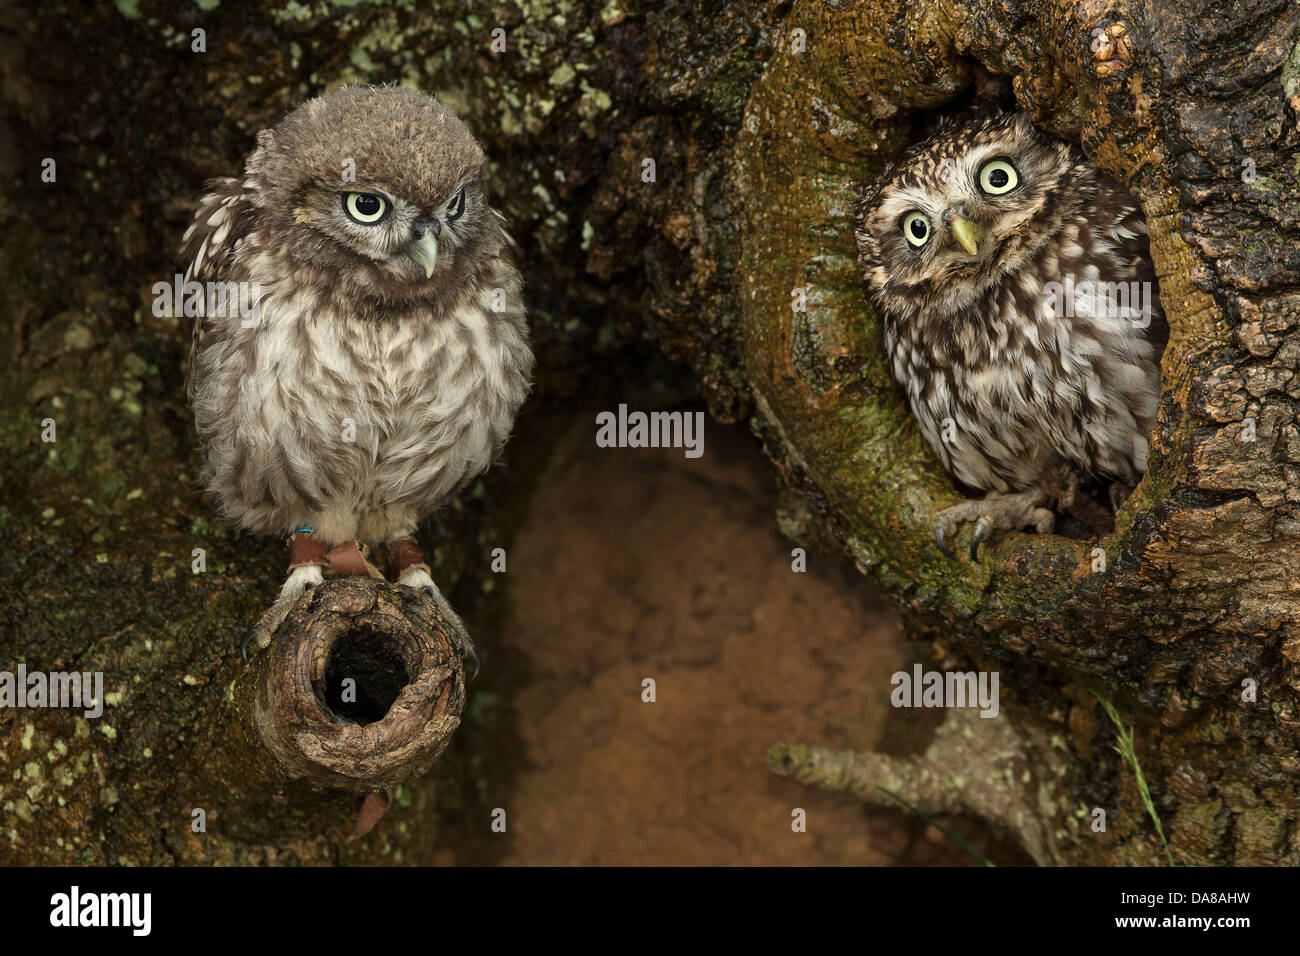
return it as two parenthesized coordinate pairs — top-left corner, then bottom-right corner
(188, 579), (466, 842)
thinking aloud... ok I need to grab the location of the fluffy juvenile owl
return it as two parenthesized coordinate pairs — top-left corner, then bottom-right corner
(856, 110), (1164, 558)
(182, 85), (533, 654)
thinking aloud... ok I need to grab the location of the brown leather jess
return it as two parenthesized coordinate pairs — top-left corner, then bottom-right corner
(384, 535), (430, 577)
(287, 531), (384, 579)
(287, 531), (328, 570)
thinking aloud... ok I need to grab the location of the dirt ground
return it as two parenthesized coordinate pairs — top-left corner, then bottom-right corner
(435, 412), (1029, 866)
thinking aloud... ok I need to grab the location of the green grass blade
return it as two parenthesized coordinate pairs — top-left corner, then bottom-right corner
(875, 785), (995, 867)
(1091, 690), (1175, 866)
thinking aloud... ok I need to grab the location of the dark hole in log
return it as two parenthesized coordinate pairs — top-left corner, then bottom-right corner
(317, 627), (414, 725)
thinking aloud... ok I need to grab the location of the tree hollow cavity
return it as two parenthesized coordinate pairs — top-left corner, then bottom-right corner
(316, 626), (416, 725)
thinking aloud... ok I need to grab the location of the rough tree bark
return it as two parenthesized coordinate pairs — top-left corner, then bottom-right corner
(1, 0), (1297, 865)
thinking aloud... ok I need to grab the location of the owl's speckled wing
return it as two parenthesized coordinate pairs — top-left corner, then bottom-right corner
(1094, 176), (1170, 355)
(179, 177), (258, 401)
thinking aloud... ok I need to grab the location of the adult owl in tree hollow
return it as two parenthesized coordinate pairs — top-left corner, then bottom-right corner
(182, 85), (533, 658)
(856, 109), (1165, 559)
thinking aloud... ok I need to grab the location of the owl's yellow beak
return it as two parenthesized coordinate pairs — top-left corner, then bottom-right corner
(949, 215), (985, 257)
(407, 233), (439, 278)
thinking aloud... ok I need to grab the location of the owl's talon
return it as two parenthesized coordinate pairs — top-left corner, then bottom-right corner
(932, 488), (1053, 559)
(242, 600), (294, 660)
(245, 608), (284, 660)
(935, 525), (956, 559)
(463, 639), (482, 681)
(970, 517), (994, 560)
(241, 565), (323, 661)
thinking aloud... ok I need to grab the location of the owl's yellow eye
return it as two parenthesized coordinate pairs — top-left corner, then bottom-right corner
(343, 192), (388, 224)
(978, 159), (1019, 195)
(902, 212), (931, 248)
(446, 187), (466, 221)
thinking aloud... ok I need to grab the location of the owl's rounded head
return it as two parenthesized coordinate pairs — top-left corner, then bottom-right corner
(856, 111), (1082, 317)
(246, 85), (497, 297)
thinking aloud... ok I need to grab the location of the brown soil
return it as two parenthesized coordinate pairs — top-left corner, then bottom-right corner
(435, 412), (1030, 866)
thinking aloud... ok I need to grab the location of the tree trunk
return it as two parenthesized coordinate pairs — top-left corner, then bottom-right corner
(2, 0), (1296, 865)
